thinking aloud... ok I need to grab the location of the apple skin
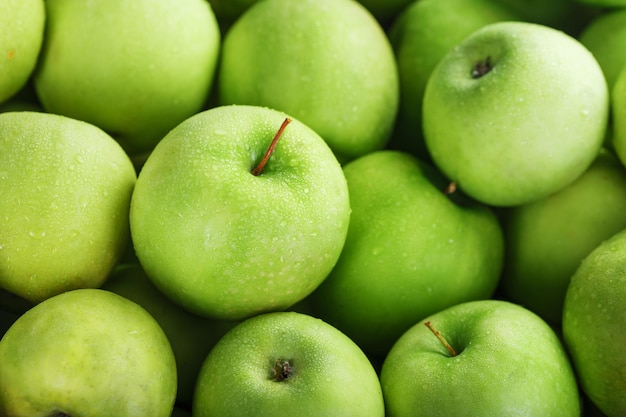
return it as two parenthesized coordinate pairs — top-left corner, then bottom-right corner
(579, 9), (626, 90)
(217, 0), (399, 162)
(562, 229), (626, 417)
(611, 66), (626, 167)
(0, 0), (45, 104)
(387, 0), (518, 158)
(307, 150), (504, 358)
(423, 21), (608, 207)
(380, 299), (581, 417)
(34, 0), (221, 155)
(130, 105), (350, 321)
(0, 111), (136, 303)
(192, 311), (384, 417)
(0, 289), (177, 417)
(102, 263), (238, 407)
(500, 149), (626, 324)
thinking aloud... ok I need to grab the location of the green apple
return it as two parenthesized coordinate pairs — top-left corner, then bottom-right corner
(381, 299), (581, 416)
(579, 9), (626, 90)
(193, 311), (384, 417)
(0, 111), (136, 303)
(34, 0), (221, 155)
(0, 288), (177, 417)
(387, 0), (518, 157)
(0, 0), (45, 104)
(423, 21), (608, 207)
(389, 0), (518, 159)
(501, 149), (626, 324)
(307, 150), (504, 358)
(130, 105), (350, 321)
(102, 263), (237, 407)
(562, 228), (626, 417)
(611, 65), (626, 166)
(217, 0), (399, 162)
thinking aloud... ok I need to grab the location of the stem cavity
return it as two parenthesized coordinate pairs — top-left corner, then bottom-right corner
(251, 117), (292, 176)
(424, 321), (458, 357)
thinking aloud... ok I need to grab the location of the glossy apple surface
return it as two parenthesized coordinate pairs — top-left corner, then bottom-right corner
(562, 229), (626, 417)
(0, 0), (45, 104)
(423, 21), (608, 206)
(130, 105), (350, 321)
(0, 111), (136, 303)
(34, 0), (221, 154)
(0, 289), (177, 417)
(501, 149), (626, 324)
(381, 299), (580, 416)
(387, 0), (517, 157)
(308, 150), (504, 358)
(218, 0), (399, 162)
(193, 311), (384, 417)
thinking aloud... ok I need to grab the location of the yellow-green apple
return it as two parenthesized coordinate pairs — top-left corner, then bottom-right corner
(102, 263), (237, 407)
(501, 149), (626, 324)
(381, 299), (581, 416)
(307, 150), (504, 358)
(217, 0), (399, 162)
(34, 0), (221, 155)
(579, 9), (626, 90)
(387, 0), (518, 157)
(130, 105), (350, 321)
(423, 21), (608, 207)
(0, 288), (177, 417)
(193, 311), (384, 417)
(562, 228), (626, 417)
(0, 111), (136, 303)
(0, 0), (45, 104)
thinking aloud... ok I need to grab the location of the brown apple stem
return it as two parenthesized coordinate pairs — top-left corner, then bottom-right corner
(424, 321), (458, 357)
(251, 117), (292, 176)
(444, 181), (457, 195)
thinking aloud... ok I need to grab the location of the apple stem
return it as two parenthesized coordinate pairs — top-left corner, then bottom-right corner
(444, 181), (457, 195)
(424, 321), (458, 357)
(251, 117), (292, 176)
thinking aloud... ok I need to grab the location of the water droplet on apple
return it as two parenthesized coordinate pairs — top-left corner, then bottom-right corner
(580, 109), (590, 117)
(214, 129), (227, 136)
(372, 248), (382, 256)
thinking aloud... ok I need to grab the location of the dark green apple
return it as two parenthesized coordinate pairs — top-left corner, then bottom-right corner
(501, 149), (626, 324)
(423, 21), (608, 206)
(0, 289), (177, 416)
(562, 228), (626, 417)
(308, 150), (504, 358)
(218, 0), (399, 162)
(381, 300), (580, 416)
(0, 111), (136, 303)
(130, 105), (350, 321)
(34, 0), (221, 154)
(193, 311), (384, 417)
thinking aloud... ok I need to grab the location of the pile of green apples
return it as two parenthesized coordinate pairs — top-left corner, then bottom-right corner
(1, 0), (626, 416)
